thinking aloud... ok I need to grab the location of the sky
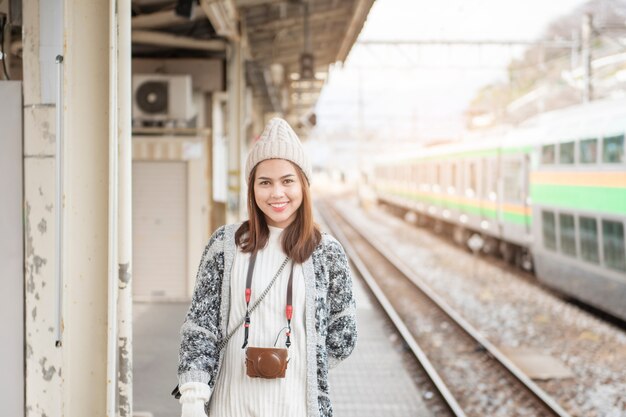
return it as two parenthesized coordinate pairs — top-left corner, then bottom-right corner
(313, 0), (592, 144)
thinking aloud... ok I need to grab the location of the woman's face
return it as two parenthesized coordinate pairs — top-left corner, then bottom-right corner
(253, 159), (304, 229)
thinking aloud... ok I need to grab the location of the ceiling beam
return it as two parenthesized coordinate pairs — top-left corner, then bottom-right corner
(131, 8), (206, 29)
(256, 51), (337, 70)
(252, 31), (340, 57)
(247, 22), (347, 47)
(336, 0), (375, 62)
(200, 0), (240, 41)
(132, 30), (227, 51)
(253, 39), (339, 60)
(246, 6), (351, 32)
(236, 0), (285, 8)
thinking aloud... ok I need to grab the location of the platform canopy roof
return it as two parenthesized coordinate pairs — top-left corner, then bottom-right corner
(132, 0), (375, 131)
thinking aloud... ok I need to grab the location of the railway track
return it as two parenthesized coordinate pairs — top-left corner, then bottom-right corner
(317, 199), (574, 417)
(381, 201), (626, 330)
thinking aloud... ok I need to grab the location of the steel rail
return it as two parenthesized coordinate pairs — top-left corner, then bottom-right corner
(317, 203), (466, 417)
(321, 200), (573, 417)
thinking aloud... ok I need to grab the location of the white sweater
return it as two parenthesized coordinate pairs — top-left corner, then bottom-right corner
(207, 225), (308, 417)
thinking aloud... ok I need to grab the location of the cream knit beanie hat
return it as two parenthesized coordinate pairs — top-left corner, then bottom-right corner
(245, 117), (312, 185)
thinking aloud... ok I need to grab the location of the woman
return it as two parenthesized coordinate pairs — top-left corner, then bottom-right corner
(177, 117), (357, 417)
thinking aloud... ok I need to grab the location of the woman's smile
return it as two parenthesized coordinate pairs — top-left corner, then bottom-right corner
(269, 201), (289, 212)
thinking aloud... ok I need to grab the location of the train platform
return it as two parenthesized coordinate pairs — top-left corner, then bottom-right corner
(133, 271), (432, 417)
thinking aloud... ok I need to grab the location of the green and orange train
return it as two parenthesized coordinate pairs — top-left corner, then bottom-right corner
(373, 97), (626, 320)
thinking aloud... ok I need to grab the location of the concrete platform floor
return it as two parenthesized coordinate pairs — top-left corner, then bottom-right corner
(133, 276), (431, 417)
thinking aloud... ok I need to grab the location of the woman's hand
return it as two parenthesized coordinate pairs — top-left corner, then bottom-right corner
(179, 382), (211, 417)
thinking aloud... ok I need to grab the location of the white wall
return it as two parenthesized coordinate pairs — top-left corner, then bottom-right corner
(0, 81), (24, 417)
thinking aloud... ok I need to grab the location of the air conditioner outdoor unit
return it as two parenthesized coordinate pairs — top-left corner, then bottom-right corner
(132, 74), (196, 126)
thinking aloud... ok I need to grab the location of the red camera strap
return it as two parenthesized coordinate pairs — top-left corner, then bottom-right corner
(242, 252), (294, 349)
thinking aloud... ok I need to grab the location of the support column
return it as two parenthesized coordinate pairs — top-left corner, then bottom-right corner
(24, 0), (125, 415)
(117, 0), (133, 414)
(22, 0), (64, 415)
(62, 0), (110, 414)
(227, 41), (244, 223)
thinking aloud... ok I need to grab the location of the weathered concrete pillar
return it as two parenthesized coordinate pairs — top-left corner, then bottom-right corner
(22, 0), (64, 415)
(117, 0), (134, 414)
(23, 0), (112, 415)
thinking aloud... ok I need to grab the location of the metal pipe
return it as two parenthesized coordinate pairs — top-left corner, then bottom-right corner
(132, 30), (226, 51)
(55, 54), (64, 348)
(107, 0), (119, 414)
(117, 0), (133, 414)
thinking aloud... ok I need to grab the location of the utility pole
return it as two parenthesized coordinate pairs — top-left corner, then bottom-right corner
(582, 13), (593, 103)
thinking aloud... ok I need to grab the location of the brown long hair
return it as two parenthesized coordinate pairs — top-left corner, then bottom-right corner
(235, 162), (321, 263)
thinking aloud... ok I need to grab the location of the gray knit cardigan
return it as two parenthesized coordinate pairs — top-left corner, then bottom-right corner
(177, 223), (358, 417)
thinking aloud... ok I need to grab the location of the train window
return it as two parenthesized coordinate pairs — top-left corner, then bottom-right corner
(559, 213), (577, 257)
(602, 220), (626, 272)
(424, 163), (430, 186)
(488, 159), (498, 200)
(559, 142), (575, 164)
(423, 163), (429, 187)
(542, 211), (557, 251)
(579, 216), (599, 264)
(579, 139), (598, 164)
(480, 159), (489, 198)
(428, 162), (437, 191)
(468, 162), (477, 196)
(602, 135), (625, 163)
(451, 164), (457, 192)
(502, 159), (523, 203)
(541, 144), (555, 164)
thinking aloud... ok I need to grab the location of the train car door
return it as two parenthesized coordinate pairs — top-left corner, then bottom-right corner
(496, 148), (504, 240)
(499, 152), (528, 246)
(480, 157), (490, 229)
(465, 158), (480, 231)
(523, 152), (532, 237)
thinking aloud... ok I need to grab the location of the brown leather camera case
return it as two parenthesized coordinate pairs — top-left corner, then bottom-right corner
(245, 347), (289, 379)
